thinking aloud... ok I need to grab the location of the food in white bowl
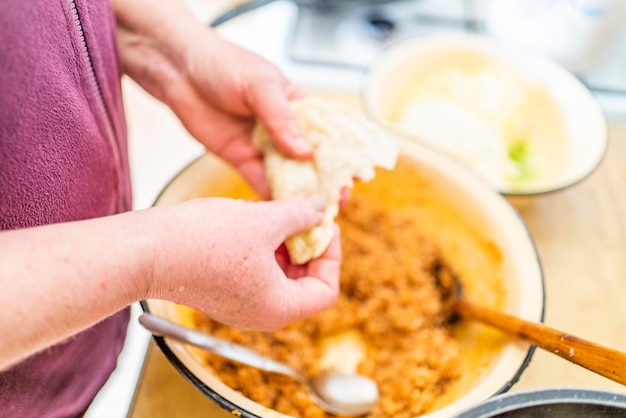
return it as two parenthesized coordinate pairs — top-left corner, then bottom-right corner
(363, 34), (607, 196)
(143, 135), (545, 418)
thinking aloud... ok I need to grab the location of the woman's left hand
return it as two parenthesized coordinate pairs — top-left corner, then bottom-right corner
(114, 0), (311, 198)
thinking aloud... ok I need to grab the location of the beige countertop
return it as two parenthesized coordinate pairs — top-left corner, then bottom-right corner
(126, 85), (626, 417)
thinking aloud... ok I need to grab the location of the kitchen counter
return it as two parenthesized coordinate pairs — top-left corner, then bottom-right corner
(125, 84), (626, 416)
(87, 2), (626, 417)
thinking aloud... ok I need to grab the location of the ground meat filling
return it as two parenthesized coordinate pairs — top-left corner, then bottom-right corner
(189, 192), (461, 418)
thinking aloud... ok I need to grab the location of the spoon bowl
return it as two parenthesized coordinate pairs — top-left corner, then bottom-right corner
(138, 313), (379, 416)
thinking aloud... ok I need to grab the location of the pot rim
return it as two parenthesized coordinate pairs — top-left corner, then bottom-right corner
(457, 387), (626, 418)
(141, 137), (546, 417)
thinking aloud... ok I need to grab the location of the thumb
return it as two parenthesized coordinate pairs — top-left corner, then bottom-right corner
(251, 83), (313, 159)
(263, 195), (326, 244)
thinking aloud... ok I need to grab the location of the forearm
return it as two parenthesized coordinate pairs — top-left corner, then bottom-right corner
(112, 0), (199, 52)
(112, 0), (216, 104)
(0, 209), (158, 370)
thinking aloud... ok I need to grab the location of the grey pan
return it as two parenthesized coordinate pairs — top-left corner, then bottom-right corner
(457, 388), (626, 418)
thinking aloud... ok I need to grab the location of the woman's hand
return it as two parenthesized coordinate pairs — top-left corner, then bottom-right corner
(0, 195), (340, 369)
(147, 196), (341, 331)
(114, 0), (310, 198)
(111, 0), (344, 331)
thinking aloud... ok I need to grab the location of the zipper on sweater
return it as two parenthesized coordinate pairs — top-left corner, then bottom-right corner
(69, 0), (125, 210)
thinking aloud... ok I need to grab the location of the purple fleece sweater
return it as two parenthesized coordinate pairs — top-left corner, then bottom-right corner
(0, 0), (132, 416)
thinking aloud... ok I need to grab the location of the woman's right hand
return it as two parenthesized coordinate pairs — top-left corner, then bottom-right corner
(0, 194), (340, 370)
(145, 195), (341, 331)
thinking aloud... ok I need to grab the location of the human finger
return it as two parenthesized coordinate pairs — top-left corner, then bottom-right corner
(282, 225), (342, 320)
(234, 159), (271, 200)
(261, 195), (326, 245)
(339, 187), (351, 208)
(249, 79), (313, 159)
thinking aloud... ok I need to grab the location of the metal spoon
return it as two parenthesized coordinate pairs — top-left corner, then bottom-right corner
(433, 261), (626, 386)
(139, 313), (379, 416)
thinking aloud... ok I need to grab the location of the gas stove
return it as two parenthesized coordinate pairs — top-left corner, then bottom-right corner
(213, 0), (626, 119)
(288, 0), (482, 68)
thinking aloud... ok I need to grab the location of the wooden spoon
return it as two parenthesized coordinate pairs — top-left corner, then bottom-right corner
(434, 261), (626, 386)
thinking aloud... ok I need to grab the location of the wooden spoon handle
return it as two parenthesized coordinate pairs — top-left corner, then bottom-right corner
(457, 299), (626, 385)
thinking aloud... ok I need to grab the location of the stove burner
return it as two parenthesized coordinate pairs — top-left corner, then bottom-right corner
(366, 15), (396, 39)
(288, 0), (481, 68)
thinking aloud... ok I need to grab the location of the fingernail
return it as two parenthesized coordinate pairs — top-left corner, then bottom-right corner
(309, 195), (326, 212)
(292, 137), (313, 154)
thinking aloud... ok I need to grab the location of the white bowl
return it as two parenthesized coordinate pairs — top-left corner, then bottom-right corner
(363, 34), (607, 196)
(142, 136), (545, 418)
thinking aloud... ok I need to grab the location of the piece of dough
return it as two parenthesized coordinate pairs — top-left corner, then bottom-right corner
(253, 97), (398, 265)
